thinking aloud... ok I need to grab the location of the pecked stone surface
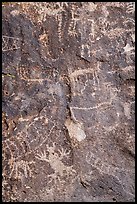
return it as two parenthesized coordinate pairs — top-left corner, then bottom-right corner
(2, 2), (135, 202)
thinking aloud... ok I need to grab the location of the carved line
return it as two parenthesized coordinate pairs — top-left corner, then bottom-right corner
(70, 101), (112, 111)
(126, 2), (135, 14)
(86, 151), (134, 196)
(2, 36), (21, 52)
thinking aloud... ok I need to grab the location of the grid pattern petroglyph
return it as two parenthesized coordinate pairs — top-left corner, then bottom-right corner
(2, 36), (21, 52)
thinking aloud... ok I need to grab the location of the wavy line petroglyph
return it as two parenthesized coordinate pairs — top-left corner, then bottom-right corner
(126, 2), (135, 14)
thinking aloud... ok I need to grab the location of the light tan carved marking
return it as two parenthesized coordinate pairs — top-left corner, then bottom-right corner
(36, 143), (76, 184)
(2, 36), (21, 52)
(9, 156), (35, 180)
(124, 18), (135, 27)
(123, 43), (134, 54)
(10, 10), (20, 16)
(105, 2), (125, 8)
(69, 68), (94, 79)
(68, 67), (100, 95)
(126, 2), (135, 14)
(70, 102), (112, 111)
(86, 151), (134, 196)
(123, 102), (132, 120)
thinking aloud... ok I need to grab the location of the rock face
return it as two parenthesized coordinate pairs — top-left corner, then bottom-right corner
(2, 2), (135, 202)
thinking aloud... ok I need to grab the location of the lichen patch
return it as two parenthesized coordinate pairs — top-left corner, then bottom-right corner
(65, 118), (86, 142)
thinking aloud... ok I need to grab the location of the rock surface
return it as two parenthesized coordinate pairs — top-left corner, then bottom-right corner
(2, 2), (135, 202)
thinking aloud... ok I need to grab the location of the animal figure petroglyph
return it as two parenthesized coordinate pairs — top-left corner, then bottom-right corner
(35, 143), (76, 184)
(8, 156), (35, 181)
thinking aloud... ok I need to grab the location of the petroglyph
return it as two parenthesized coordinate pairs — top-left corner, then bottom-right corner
(70, 102), (111, 111)
(81, 44), (91, 59)
(56, 13), (63, 42)
(20, 2), (66, 23)
(16, 65), (52, 83)
(68, 65), (100, 95)
(10, 10), (20, 16)
(68, 4), (80, 37)
(126, 2), (135, 14)
(123, 43), (135, 54)
(122, 42), (135, 64)
(105, 2), (125, 8)
(3, 137), (35, 183)
(36, 143), (76, 185)
(9, 158), (35, 180)
(68, 3), (96, 60)
(2, 36), (21, 52)
(2, 2), (135, 202)
(124, 18), (135, 29)
(80, 19), (95, 59)
(86, 151), (134, 196)
(123, 102), (132, 120)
